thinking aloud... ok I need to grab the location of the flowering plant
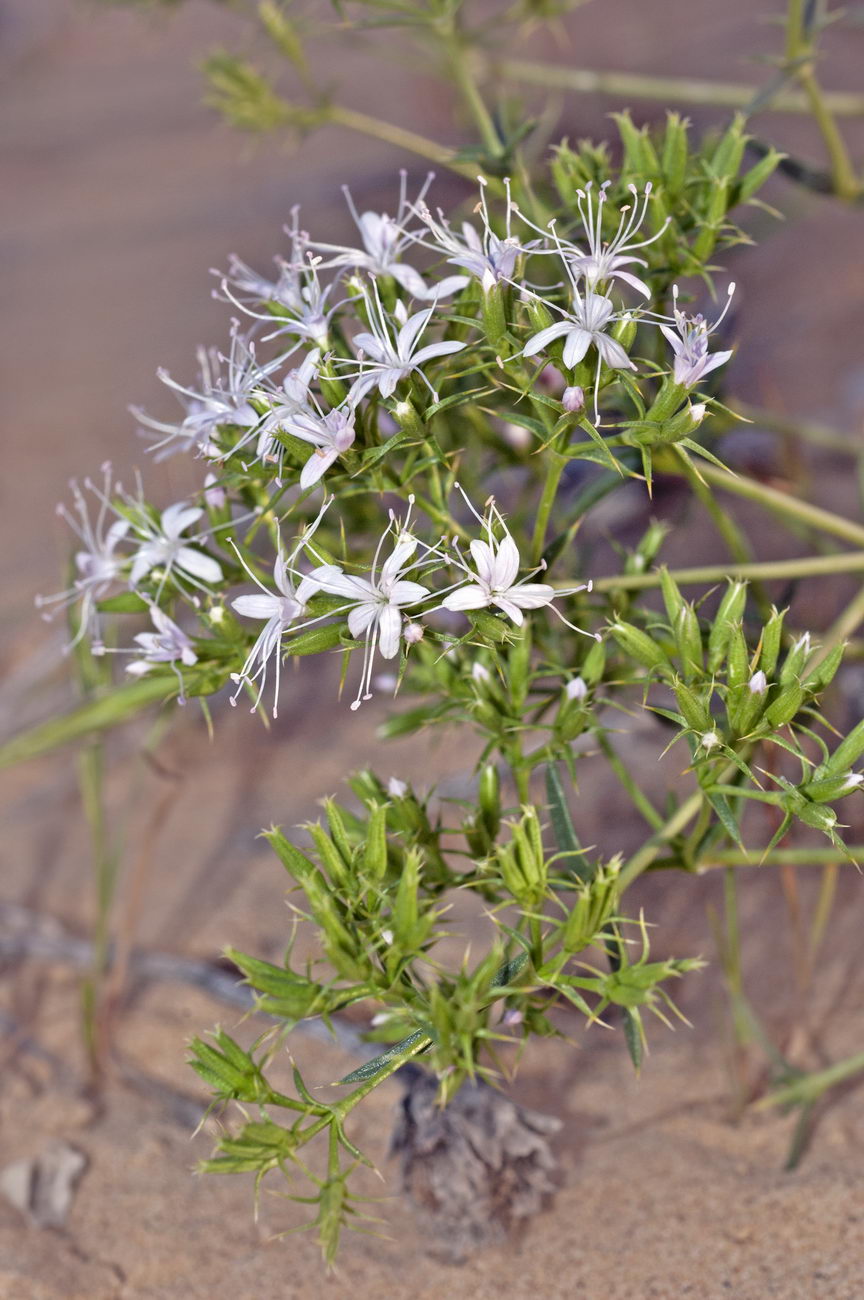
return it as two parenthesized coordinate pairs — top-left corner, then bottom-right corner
(10, 0), (864, 1267)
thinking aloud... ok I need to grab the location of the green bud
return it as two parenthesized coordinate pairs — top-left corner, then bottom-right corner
(765, 682), (805, 728)
(645, 377), (689, 423)
(822, 719), (864, 778)
(803, 642), (845, 693)
(660, 566), (685, 626)
(707, 580), (747, 672)
(526, 298), (553, 333)
(393, 398), (426, 437)
(478, 764), (502, 843)
(725, 623), (750, 691)
(610, 621), (673, 676)
(661, 112), (689, 193)
(780, 632), (813, 686)
(674, 679), (712, 733)
(581, 637), (607, 686)
(801, 773), (863, 804)
(496, 809), (548, 907)
(611, 313), (637, 354)
(727, 671), (768, 738)
(481, 282), (509, 347)
(758, 606), (785, 678)
(362, 803), (388, 882)
(317, 359), (347, 407)
(797, 803), (838, 834)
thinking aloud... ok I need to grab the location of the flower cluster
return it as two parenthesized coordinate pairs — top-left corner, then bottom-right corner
(39, 170), (735, 718)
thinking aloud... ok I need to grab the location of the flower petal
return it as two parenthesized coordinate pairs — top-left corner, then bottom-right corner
(377, 605), (402, 659)
(562, 328), (593, 369)
(522, 320), (572, 359)
(442, 585), (490, 612)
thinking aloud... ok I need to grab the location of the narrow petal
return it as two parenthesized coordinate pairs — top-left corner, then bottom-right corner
(490, 533), (521, 591)
(468, 539), (496, 586)
(595, 334), (636, 371)
(348, 603), (378, 638)
(504, 583), (555, 610)
(352, 333), (387, 363)
(396, 307), (434, 360)
(442, 585), (491, 612)
(410, 339), (466, 365)
(562, 328), (593, 369)
(522, 320), (572, 359)
(232, 594), (280, 620)
(492, 596), (524, 624)
(176, 546), (223, 585)
(300, 447), (338, 490)
(386, 579), (429, 607)
(161, 503), (202, 538)
(377, 605), (402, 659)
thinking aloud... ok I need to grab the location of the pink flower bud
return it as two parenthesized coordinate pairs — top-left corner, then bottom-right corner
(562, 385), (585, 413)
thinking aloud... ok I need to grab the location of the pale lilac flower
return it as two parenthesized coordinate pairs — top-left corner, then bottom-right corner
(403, 622), (425, 645)
(36, 464), (130, 651)
(132, 326), (279, 461)
(128, 502), (224, 593)
(228, 501), (330, 717)
(522, 289), (635, 422)
(306, 504), (432, 709)
(565, 675), (588, 701)
(203, 473), (227, 510)
(343, 285), (466, 405)
(522, 182), (667, 299)
(387, 776), (408, 798)
(413, 177), (526, 294)
(126, 606), (198, 701)
(217, 210), (337, 350)
(309, 172), (466, 301)
(253, 348), (320, 476)
(282, 401), (356, 490)
(442, 490), (595, 635)
(562, 385), (585, 413)
(748, 670), (768, 696)
(659, 284), (735, 388)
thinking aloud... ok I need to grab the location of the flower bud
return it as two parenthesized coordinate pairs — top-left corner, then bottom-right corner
(566, 675), (588, 701)
(748, 670), (768, 695)
(203, 473), (226, 510)
(801, 772), (863, 804)
(698, 730), (723, 753)
(387, 777), (408, 799)
(610, 621), (673, 676)
(765, 682), (805, 728)
(707, 580), (747, 671)
(562, 385), (585, 413)
(403, 622), (424, 645)
(780, 632), (813, 686)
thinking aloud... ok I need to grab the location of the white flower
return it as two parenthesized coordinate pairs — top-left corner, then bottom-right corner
(36, 464), (130, 650)
(522, 287), (635, 424)
(748, 670), (768, 695)
(414, 177), (526, 294)
(442, 491), (595, 634)
(126, 606), (198, 701)
(521, 181), (667, 299)
(128, 502), (224, 593)
(282, 402), (356, 490)
(253, 348), (320, 477)
(306, 504), (432, 709)
(216, 209), (337, 349)
(229, 501), (330, 717)
(565, 675), (588, 701)
(523, 291), (634, 373)
(309, 172), (466, 301)
(387, 776), (408, 798)
(342, 285), (466, 405)
(658, 284), (735, 388)
(132, 326), (276, 461)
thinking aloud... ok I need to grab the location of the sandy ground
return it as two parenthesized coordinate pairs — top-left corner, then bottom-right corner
(2, 0), (864, 1296)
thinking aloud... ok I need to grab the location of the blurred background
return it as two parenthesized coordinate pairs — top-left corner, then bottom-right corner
(2, 1), (864, 1295)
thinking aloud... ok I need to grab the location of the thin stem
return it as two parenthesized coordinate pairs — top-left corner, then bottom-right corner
(657, 453), (864, 549)
(728, 401), (855, 456)
(442, 34), (502, 159)
(531, 449), (567, 566)
(785, 0), (860, 198)
(585, 550), (864, 594)
(700, 847), (864, 868)
(326, 104), (498, 187)
(496, 57), (864, 117)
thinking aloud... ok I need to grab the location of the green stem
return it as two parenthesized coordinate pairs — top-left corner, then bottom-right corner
(657, 454), (864, 549)
(728, 401), (855, 456)
(531, 449), (567, 565)
(702, 847), (864, 868)
(326, 104), (489, 184)
(585, 550), (864, 594)
(496, 57), (864, 117)
(758, 1051), (864, 1109)
(443, 35), (502, 158)
(784, 0), (860, 198)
